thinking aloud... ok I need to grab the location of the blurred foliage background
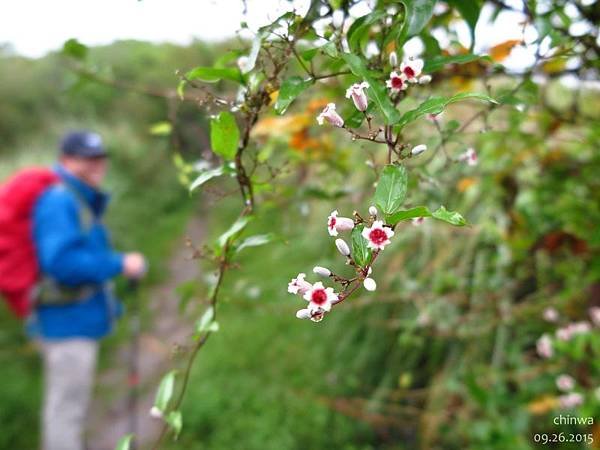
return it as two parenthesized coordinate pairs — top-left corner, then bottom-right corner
(1, 0), (600, 449)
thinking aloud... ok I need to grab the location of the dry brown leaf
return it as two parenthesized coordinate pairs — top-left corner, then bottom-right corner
(489, 39), (522, 62)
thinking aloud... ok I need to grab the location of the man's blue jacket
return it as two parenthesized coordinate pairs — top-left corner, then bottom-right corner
(29, 164), (124, 340)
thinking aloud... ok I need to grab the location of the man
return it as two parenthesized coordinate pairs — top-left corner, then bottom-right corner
(30, 131), (146, 450)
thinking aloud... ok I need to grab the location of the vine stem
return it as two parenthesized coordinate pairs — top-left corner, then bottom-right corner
(150, 246), (230, 450)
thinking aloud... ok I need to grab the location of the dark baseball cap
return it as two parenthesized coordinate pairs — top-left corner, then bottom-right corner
(60, 131), (108, 158)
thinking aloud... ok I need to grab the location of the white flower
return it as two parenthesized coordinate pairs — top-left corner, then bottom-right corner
(389, 51), (398, 67)
(317, 103), (344, 127)
(369, 205), (378, 217)
(363, 277), (377, 291)
(386, 71), (408, 93)
(458, 148), (478, 166)
(556, 374), (576, 392)
(556, 321), (591, 341)
(288, 273), (312, 295)
(400, 58), (424, 82)
(543, 307), (559, 322)
(412, 217), (425, 226)
(418, 74), (432, 84)
(536, 334), (553, 358)
(558, 392), (584, 409)
(361, 220), (394, 251)
(303, 281), (338, 312)
(313, 266), (331, 277)
(345, 81), (370, 112)
(335, 238), (351, 256)
(149, 406), (163, 419)
(411, 144), (427, 156)
(589, 307), (600, 326)
(327, 210), (354, 236)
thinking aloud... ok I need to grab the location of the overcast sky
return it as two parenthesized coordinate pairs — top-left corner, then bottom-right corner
(1, 0), (535, 70)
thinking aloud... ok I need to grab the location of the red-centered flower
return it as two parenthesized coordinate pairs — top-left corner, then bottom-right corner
(362, 220), (394, 251)
(317, 103), (344, 127)
(400, 58), (424, 83)
(458, 148), (478, 166)
(386, 71), (408, 93)
(303, 281), (338, 312)
(327, 210), (354, 236)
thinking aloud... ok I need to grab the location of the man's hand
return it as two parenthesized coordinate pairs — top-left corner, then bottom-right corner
(123, 252), (147, 279)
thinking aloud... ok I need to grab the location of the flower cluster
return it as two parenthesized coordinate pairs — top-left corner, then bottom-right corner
(534, 306), (600, 411)
(287, 206), (395, 322)
(315, 56), (430, 162)
(386, 57), (431, 92)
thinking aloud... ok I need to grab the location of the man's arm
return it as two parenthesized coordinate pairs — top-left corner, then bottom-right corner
(33, 188), (123, 285)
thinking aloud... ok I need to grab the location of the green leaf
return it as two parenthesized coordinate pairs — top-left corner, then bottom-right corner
(386, 206), (467, 226)
(236, 234), (274, 253)
(396, 92), (497, 129)
(399, 0), (435, 44)
(149, 121), (172, 136)
(423, 54), (490, 73)
(341, 53), (401, 125)
(322, 42), (339, 58)
(196, 306), (219, 334)
(189, 166), (224, 192)
(216, 215), (252, 250)
(210, 112), (239, 160)
(166, 410), (183, 438)
(186, 66), (244, 84)
(448, 0), (481, 49)
(114, 434), (133, 450)
(351, 226), (372, 267)
(431, 206), (467, 226)
(274, 76), (313, 114)
(347, 10), (386, 53)
(374, 165), (408, 215)
(62, 38), (88, 60)
(386, 206), (431, 225)
(344, 102), (375, 128)
(154, 370), (177, 412)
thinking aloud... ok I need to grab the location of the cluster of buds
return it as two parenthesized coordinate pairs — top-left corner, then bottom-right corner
(287, 206), (395, 322)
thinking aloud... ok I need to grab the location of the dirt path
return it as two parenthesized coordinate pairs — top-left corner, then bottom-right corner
(88, 216), (204, 450)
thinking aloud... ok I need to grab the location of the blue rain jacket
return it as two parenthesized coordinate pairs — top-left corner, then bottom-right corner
(29, 164), (124, 340)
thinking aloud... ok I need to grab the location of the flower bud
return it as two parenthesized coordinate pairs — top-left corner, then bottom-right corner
(369, 205), (378, 216)
(345, 81), (370, 112)
(411, 144), (427, 156)
(363, 277), (377, 291)
(335, 238), (351, 256)
(389, 51), (398, 67)
(313, 266), (331, 277)
(418, 75), (432, 84)
(317, 103), (344, 127)
(295, 308), (312, 320)
(149, 406), (163, 419)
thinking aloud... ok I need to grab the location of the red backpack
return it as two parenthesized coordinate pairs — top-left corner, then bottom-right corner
(0, 167), (59, 318)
